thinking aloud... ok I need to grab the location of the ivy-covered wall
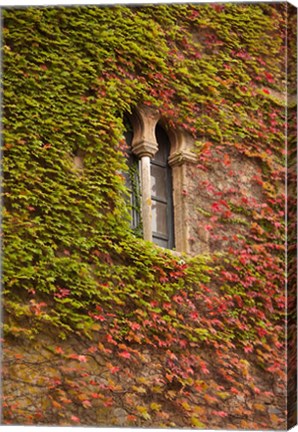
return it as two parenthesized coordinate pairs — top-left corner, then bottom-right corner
(2, 3), (297, 429)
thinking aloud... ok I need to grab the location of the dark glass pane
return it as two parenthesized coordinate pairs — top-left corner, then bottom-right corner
(125, 156), (138, 190)
(153, 237), (168, 248)
(153, 146), (167, 163)
(123, 171), (131, 189)
(126, 158), (141, 229)
(124, 116), (133, 147)
(151, 123), (175, 249)
(124, 130), (133, 147)
(123, 116), (142, 235)
(152, 200), (168, 235)
(154, 124), (170, 163)
(151, 165), (167, 200)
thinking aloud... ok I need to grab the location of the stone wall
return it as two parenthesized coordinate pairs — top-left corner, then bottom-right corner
(3, 334), (286, 429)
(182, 148), (266, 256)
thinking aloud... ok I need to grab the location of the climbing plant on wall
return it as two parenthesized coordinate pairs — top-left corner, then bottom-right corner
(2, 3), (296, 428)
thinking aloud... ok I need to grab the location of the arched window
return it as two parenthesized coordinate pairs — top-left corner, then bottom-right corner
(151, 124), (174, 249)
(124, 117), (174, 249)
(122, 105), (198, 254)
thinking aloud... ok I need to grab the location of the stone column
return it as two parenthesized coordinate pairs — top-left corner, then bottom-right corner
(140, 155), (152, 241)
(131, 106), (160, 242)
(131, 144), (157, 241)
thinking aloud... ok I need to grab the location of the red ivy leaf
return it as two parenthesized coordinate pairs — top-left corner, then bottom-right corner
(106, 334), (117, 345)
(213, 411), (228, 417)
(77, 355), (87, 363)
(106, 362), (120, 373)
(55, 346), (64, 355)
(119, 351), (131, 359)
(93, 314), (106, 321)
(82, 399), (92, 408)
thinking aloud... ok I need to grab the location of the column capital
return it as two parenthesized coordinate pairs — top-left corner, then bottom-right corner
(132, 139), (158, 158)
(168, 150), (197, 167)
(130, 105), (160, 158)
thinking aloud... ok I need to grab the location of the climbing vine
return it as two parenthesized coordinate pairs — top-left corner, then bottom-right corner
(2, 3), (296, 429)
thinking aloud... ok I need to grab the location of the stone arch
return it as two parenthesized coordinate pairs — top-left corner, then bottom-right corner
(124, 105), (199, 254)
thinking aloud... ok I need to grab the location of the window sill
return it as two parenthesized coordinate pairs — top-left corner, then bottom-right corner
(152, 243), (184, 259)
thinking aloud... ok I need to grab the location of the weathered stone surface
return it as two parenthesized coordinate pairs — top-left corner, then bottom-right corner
(3, 338), (286, 429)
